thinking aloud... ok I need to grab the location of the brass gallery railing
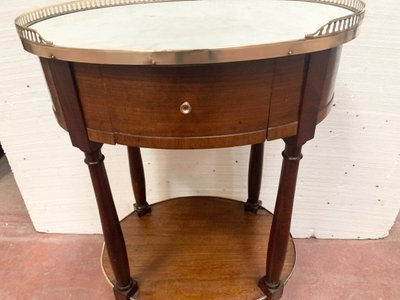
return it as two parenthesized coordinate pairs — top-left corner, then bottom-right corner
(15, 0), (366, 46)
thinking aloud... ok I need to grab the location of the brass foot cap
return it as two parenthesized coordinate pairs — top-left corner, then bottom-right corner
(244, 200), (262, 214)
(113, 278), (138, 300)
(258, 277), (284, 300)
(134, 203), (152, 217)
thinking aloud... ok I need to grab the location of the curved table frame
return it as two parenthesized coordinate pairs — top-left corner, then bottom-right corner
(15, 0), (365, 299)
(39, 45), (342, 299)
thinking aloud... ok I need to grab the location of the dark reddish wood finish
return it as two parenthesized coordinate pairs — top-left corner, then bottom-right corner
(40, 58), (68, 130)
(40, 58), (137, 300)
(127, 147), (151, 217)
(297, 47), (342, 145)
(245, 143), (265, 213)
(258, 137), (302, 298)
(85, 149), (138, 299)
(258, 48), (341, 299)
(267, 55), (305, 139)
(267, 47), (342, 141)
(40, 58), (99, 152)
(72, 60), (274, 149)
(102, 197), (296, 300)
(39, 47), (342, 300)
(47, 52), (341, 148)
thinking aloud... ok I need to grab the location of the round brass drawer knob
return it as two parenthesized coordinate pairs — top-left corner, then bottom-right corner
(180, 101), (192, 115)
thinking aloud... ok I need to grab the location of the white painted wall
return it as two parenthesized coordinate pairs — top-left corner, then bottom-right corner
(0, 0), (399, 238)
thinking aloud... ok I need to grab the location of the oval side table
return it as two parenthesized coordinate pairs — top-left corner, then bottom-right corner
(15, 1), (365, 299)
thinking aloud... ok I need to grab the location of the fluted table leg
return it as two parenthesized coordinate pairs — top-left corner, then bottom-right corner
(128, 147), (151, 217)
(85, 148), (138, 300)
(258, 137), (303, 299)
(245, 143), (265, 213)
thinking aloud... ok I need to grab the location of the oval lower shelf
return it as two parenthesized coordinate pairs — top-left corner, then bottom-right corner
(101, 196), (296, 300)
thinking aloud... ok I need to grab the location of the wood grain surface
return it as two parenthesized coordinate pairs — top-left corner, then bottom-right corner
(73, 60), (273, 148)
(102, 197), (295, 300)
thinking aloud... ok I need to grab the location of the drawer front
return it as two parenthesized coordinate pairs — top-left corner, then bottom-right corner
(73, 61), (274, 147)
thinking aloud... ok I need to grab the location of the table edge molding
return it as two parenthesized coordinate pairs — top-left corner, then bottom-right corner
(15, 0), (365, 65)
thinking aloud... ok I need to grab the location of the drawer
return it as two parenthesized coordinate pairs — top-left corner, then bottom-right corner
(73, 61), (274, 148)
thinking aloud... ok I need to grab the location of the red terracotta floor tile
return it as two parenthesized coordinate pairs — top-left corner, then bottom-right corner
(284, 223), (400, 300)
(0, 157), (113, 300)
(0, 156), (399, 299)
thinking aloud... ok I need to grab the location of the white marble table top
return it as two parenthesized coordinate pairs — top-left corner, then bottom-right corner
(31, 0), (351, 52)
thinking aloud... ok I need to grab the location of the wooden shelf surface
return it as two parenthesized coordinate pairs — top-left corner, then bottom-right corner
(102, 197), (295, 300)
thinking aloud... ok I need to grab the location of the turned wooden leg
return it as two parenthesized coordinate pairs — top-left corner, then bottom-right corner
(85, 147), (138, 300)
(258, 137), (303, 300)
(128, 147), (151, 217)
(245, 143), (264, 213)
